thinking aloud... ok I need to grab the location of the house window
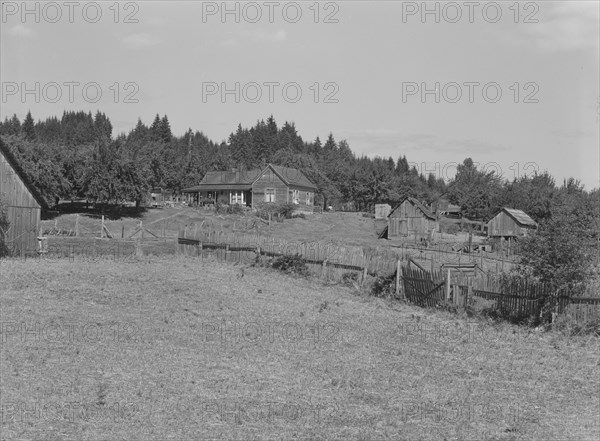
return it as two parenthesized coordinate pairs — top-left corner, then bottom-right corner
(230, 191), (244, 205)
(265, 188), (275, 202)
(290, 189), (299, 204)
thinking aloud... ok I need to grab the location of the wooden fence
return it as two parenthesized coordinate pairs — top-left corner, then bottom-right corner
(176, 225), (399, 281)
(401, 262), (600, 324)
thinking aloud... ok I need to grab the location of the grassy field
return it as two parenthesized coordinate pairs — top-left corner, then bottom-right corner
(1, 255), (599, 440)
(41, 206), (516, 273)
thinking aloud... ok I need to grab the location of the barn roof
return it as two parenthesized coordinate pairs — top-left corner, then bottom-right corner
(390, 197), (437, 221)
(182, 164), (316, 192)
(496, 208), (537, 227)
(0, 138), (48, 209)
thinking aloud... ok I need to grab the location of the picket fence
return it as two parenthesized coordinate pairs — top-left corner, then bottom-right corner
(174, 226), (600, 324)
(401, 263), (600, 323)
(177, 226), (401, 283)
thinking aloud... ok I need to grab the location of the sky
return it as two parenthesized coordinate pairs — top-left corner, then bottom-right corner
(1, 1), (599, 189)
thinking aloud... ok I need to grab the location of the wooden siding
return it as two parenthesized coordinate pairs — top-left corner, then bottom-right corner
(0, 151), (41, 255)
(287, 185), (314, 210)
(389, 200), (437, 239)
(488, 211), (533, 237)
(252, 168), (288, 204)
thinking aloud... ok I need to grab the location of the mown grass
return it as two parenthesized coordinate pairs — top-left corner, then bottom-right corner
(1, 256), (598, 440)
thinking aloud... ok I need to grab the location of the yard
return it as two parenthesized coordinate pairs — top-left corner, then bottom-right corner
(40, 206), (514, 273)
(1, 256), (599, 440)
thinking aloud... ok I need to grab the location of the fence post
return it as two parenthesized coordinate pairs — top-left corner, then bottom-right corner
(322, 259), (327, 280)
(446, 269), (451, 301)
(395, 259), (401, 298)
(75, 214), (79, 237)
(100, 215), (105, 238)
(176, 225), (183, 255)
(466, 285), (472, 308)
(361, 266), (368, 287)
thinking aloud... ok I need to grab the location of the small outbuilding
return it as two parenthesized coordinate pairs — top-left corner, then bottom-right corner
(487, 208), (537, 238)
(375, 204), (391, 219)
(387, 197), (438, 240)
(0, 138), (48, 256)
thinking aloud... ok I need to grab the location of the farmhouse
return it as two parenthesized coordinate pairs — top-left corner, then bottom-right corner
(487, 207), (537, 238)
(0, 138), (48, 256)
(182, 164), (316, 212)
(384, 197), (438, 240)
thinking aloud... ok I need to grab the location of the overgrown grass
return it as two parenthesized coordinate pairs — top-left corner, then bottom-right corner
(2, 256), (598, 440)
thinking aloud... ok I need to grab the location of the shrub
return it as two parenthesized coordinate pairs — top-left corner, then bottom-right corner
(271, 254), (310, 276)
(370, 272), (396, 298)
(254, 202), (297, 220)
(292, 213), (307, 220)
(341, 272), (359, 286)
(226, 204), (245, 215)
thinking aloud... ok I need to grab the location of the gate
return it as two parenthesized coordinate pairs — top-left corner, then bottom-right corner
(401, 265), (446, 308)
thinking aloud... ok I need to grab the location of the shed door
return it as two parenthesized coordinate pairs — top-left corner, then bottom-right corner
(400, 219), (408, 235)
(389, 218), (399, 236)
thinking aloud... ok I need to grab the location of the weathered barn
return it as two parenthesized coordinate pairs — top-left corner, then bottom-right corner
(182, 164), (316, 213)
(487, 208), (537, 238)
(387, 197), (438, 240)
(0, 138), (48, 256)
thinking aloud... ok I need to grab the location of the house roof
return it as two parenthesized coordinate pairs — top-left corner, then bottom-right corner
(0, 138), (49, 209)
(496, 208), (537, 227)
(390, 197), (437, 221)
(268, 164), (316, 189)
(182, 164), (316, 193)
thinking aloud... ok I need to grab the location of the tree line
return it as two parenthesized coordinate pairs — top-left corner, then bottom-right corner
(1, 110), (597, 219)
(1, 110), (599, 291)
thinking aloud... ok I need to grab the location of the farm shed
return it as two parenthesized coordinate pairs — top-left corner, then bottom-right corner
(375, 204), (391, 219)
(182, 164), (316, 213)
(0, 138), (48, 256)
(487, 208), (537, 238)
(387, 197), (438, 240)
(431, 197), (461, 216)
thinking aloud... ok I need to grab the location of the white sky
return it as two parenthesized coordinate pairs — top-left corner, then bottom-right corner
(1, 1), (599, 189)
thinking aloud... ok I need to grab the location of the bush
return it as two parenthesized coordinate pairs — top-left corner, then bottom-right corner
(341, 272), (359, 286)
(271, 254), (310, 276)
(226, 204), (245, 215)
(292, 213), (307, 220)
(370, 272), (396, 298)
(254, 202), (297, 220)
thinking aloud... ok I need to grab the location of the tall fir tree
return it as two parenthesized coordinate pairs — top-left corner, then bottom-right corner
(21, 111), (36, 141)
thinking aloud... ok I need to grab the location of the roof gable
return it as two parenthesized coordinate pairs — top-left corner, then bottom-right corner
(498, 208), (537, 227)
(0, 138), (48, 209)
(266, 164), (316, 189)
(390, 197), (437, 221)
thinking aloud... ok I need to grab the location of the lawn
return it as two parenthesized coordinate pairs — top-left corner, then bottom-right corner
(1, 255), (598, 440)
